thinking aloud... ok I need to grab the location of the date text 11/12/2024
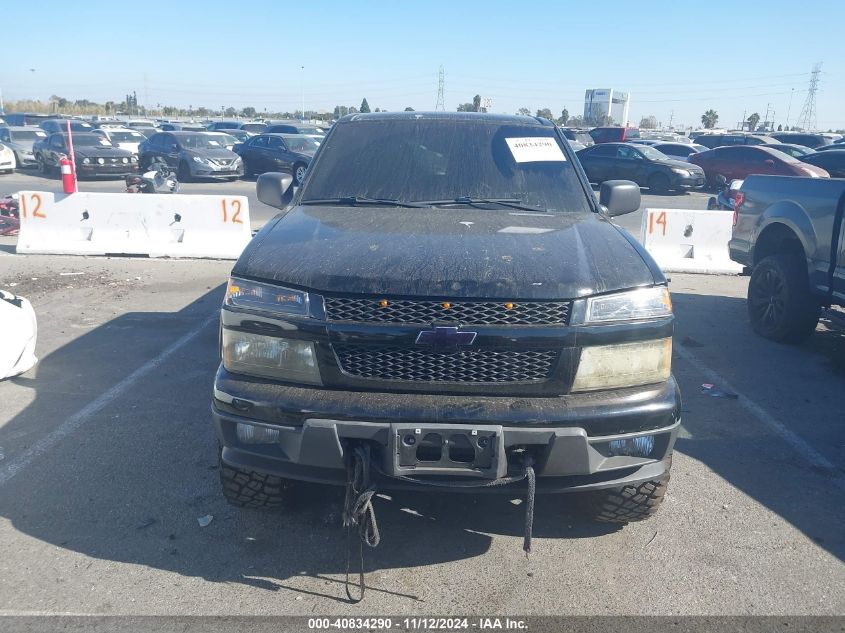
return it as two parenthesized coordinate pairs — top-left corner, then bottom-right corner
(307, 617), (529, 630)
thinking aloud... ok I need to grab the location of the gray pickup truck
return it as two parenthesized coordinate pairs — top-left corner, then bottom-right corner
(730, 175), (845, 342)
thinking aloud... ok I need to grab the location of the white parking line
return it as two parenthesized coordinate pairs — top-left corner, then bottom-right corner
(0, 313), (218, 487)
(675, 345), (845, 493)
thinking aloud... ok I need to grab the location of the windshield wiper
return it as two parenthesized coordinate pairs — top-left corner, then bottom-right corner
(300, 196), (428, 208)
(417, 197), (547, 213)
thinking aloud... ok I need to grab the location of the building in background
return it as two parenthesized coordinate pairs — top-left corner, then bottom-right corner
(584, 89), (630, 126)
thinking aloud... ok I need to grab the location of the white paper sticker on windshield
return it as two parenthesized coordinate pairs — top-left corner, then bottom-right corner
(505, 137), (566, 163)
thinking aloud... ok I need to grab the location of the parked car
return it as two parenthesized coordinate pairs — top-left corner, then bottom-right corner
(559, 127), (593, 146)
(90, 127), (146, 154)
(233, 133), (317, 183)
(40, 119), (93, 134)
(2, 113), (60, 127)
(159, 122), (208, 132)
(576, 142), (705, 193)
(264, 123), (325, 145)
(125, 120), (159, 130)
(33, 132), (138, 178)
(730, 175), (845, 342)
(221, 128), (252, 143)
(652, 142), (707, 162)
(769, 132), (831, 149)
(689, 145), (828, 184)
(207, 120), (267, 135)
(130, 126), (159, 139)
(767, 143), (816, 158)
(216, 111), (679, 528)
(208, 132), (240, 150)
(695, 133), (778, 149)
(588, 126), (640, 144)
(0, 143), (16, 173)
(0, 126), (47, 168)
(812, 144), (845, 152)
(627, 139), (662, 146)
(138, 131), (243, 181)
(798, 150), (845, 177)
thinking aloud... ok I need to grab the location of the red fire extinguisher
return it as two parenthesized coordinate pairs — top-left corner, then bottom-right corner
(60, 157), (77, 194)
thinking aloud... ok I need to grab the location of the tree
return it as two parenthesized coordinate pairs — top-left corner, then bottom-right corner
(360, 98), (371, 113)
(567, 115), (586, 127)
(472, 95), (481, 112)
(457, 102), (475, 112)
(746, 112), (760, 132)
(536, 108), (554, 120)
(404, 106), (415, 111)
(701, 109), (719, 129)
(224, 106), (237, 118)
(559, 108), (569, 126)
(241, 106), (256, 118)
(516, 107), (531, 116)
(333, 105), (349, 118)
(777, 124), (783, 131)
(639, 115), (658, 129)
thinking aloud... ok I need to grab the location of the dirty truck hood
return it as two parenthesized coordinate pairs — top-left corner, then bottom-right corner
(235, 205), (656, 299)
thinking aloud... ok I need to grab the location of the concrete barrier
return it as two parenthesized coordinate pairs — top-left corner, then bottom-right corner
(15, 191), (251, 259)
(640, 208), (743, 274)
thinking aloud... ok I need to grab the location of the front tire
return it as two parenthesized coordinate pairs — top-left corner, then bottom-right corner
(648, 173), (670, 195)
(747, 254), (820, 343)
(293, 162), (307, 186)
(219, 454), (290, 509)
(177, 160), (192, 183)
(586, 470), (670, 524)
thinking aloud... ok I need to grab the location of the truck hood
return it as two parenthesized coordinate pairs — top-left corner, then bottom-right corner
(235, 205), (656, 299)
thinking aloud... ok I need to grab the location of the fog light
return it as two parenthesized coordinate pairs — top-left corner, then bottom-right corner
(236, 423), (280, 444)
(608, 435), (655, 457)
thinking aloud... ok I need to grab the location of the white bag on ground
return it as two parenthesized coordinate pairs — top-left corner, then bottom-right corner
(0, 290), (38, 379)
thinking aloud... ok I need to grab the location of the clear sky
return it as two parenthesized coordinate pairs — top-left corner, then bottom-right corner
(2, 0), (844, 130)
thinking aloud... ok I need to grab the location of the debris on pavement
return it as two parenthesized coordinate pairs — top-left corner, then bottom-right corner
(136, 518), (157, 529)
(197, 515), (214, 527)
(59, 272), (85, 277)
(701, 383), (739, 399)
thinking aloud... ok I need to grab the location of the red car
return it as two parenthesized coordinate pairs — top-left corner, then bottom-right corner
(689, 145), (829, 184)
(588, 126), (640, 143)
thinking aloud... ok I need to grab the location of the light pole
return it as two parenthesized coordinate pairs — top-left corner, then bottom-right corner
(300, 66), (305, 122)
(785, 88), (795, 130)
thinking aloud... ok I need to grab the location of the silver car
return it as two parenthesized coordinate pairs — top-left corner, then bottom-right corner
(0, 126), (48, 168)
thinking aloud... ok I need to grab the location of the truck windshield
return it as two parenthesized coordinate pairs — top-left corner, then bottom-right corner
(301, 119), (593, 214)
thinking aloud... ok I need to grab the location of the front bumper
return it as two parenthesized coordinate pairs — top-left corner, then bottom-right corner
(191, 162), (243, 178)
(77, 163), (138, 177)
(670, 172), (706, 189)
(213, 367), (681, 493)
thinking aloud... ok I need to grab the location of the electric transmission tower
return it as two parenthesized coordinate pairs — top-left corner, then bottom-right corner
(797, 62), (822, 131)
(435, 66), (445, 111)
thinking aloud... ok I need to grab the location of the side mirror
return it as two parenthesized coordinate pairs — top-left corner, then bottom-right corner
(764, 159), (775, 166)
(599, 180), (640, 217)
(257, 172), (294, 209)
(716, 174), (728, 186)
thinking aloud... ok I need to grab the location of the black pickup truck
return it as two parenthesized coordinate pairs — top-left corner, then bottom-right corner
(213, 112), (681, 525)
(730, 175), (845, 342)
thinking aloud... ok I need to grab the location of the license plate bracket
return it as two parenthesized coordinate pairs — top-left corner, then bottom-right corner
(387, 423), (506, 479)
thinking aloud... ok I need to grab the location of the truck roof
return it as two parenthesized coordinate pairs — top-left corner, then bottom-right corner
(340, 111), (553, 127)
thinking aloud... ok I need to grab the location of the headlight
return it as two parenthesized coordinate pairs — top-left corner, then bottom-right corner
(572, 338), (672, 392)
(671, 168), (691, 176)
(97, 158), (105, 165)
(225, 277), (310, 316)
(121, 157), (128, 164)
(82, 158), (91, 165)
(585, 287), (672, 324)
(130, 156), (138, 163)
(192, 156), (207, 164)
(222, 330), (321, 384)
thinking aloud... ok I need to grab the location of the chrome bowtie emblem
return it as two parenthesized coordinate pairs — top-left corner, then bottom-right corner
(415, 326), (477, 346)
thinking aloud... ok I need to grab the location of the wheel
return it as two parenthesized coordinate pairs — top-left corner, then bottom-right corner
(747, 254), (820, 343)
(177, 160), (192, 183)
(648, 173), (670, 195)
(585, 469), (670, 524)
(37, 155), (50, 176)
(293, 162), (307, 186)
(219, 453), (291, 509)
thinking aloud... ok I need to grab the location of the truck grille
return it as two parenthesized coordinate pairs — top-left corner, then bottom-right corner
(324, 297), (571, 326)
(333, 345), (557, 383)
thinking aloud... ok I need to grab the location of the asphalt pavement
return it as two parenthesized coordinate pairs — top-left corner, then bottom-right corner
(0, 169), (842, 616)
